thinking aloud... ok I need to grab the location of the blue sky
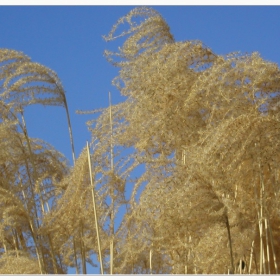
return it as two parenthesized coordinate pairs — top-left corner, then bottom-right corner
(1, 5), (280, 274)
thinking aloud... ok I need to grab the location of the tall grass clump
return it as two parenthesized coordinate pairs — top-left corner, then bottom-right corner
(0, 7), (280, 274)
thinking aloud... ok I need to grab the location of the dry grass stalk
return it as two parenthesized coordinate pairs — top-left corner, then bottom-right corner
(149, 248), (153, 274)
(109, 92), (114, 275)
(86, 141), (104, 274)
(248, 240), (254, 274)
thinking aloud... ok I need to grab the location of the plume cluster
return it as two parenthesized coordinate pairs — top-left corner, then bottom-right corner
(0, 7), (280, 274)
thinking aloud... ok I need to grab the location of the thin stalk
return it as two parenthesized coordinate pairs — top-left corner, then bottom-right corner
(264, 218), (270, 274)
(86, 141), (103, 274)
(42, 190), (56, 272)
(258, 211), (263, 274)
(20, 110), (45, 215)
(109, 92), (114, 275)
(249, 240), (254, 274)
(182, 149), (186, 165)
(60, 85), (81, 276)
(41, 198), (57, 273)
(43, 189), (50, 213)
(29, 220), (45, 274)
(60, 88), (81, 274)
(184, 235), (187, 274)
(80, 223), (87, 274)
(18, 229), (27, 251)
(257, 142), (264, 274)
(260, 175), (268, 274)
(110, 240), (114, 275)
(21, 155), (47, 268)
(225, 213), (234, 273)
(62, 96), (76, 165)
(48, 235), (58, 274)
(131, 254), (134, 274)
(234, 185), (238, 203)
(267, 217), (278, 273)
(21, 180), (45, 274)
(254, 247), (259, 274)
(258, 175), (264, 274)
(18, 143), (40, 229)
(149, 248), (153, 274)
(263, 248), (266, 274)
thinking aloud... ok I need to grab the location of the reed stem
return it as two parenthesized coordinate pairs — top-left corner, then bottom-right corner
(264, 218), (270, 274)
(248, 240), (254, 274)
(86, 141), (104, 274)
(267, 217), (278, 273)
(109, 92), (114, 275)
(150, 248), (153, 274)
(225, 213), (234, 273)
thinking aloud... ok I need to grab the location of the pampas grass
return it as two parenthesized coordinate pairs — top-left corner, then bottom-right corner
(1, 7), (280, 274)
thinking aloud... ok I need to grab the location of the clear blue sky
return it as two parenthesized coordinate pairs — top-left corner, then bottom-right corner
(1, 5), (280, 274)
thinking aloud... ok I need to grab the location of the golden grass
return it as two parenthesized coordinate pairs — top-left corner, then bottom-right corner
(0, 6), (280, 274)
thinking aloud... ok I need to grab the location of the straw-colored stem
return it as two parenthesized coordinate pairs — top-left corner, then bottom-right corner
(18, 229), (27, 252)
(43, 188), (50, 213)
(225, 213), (234, 273)
(20, 110), (45, 215)
(21, 177), (45, 274)
(258, 212), (263, 274)
(264, 218), (270, 274)
(29, 220), (45, 274)
(86, 141), (104, 274)
(18, 145), (40, 229)
(233, 184), (238, 204)
(60, 87), (81, 274)
(262, 247), (266, 274)
(267, 217), (278, 273)
(248, 240), (254, 274)
(149, 248), (153, 274)
(12, 110), (42, 231)
(110, 240), (114, 275)
(182, 149), (186, 165)
(254, 247), (259, 274)
(80, 223), (87, 274)
(259, 182), (264, 274)
(257, 149), (266, 274)
(3, 242), (7, 253)
(109, 92), (114, 275)
(63, 96), (76, 165)
(184, 235), (187, 274)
